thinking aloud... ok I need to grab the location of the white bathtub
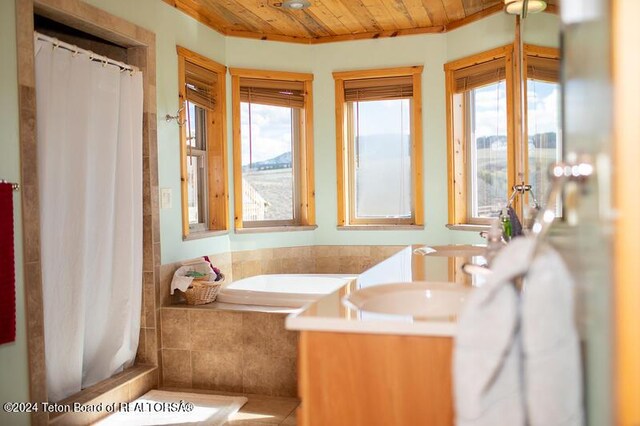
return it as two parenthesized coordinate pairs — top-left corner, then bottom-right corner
(216, 274), (356, 308)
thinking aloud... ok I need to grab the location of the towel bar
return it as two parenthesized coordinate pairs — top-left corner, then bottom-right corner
(0, 180), (20, 191)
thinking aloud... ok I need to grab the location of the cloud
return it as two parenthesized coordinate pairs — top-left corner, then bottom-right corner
(353, 99), (411, 136)
(240, 103), (293, 165)
(527, 82), (559, 135)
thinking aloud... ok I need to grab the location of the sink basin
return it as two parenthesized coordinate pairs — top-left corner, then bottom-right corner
(413, 245), (485, 257)
(343, 282), (470, 319)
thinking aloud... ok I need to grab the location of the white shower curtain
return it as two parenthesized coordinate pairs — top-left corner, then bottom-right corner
(35, 37), (143, 402)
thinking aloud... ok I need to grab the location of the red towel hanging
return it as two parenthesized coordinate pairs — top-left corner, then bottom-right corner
(0, 182), (16, 344)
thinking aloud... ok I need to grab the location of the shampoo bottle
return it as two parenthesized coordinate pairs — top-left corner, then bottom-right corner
(501, 208), (512, 242)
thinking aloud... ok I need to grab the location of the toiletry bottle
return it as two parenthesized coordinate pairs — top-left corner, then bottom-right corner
(501, 208), (512, 242)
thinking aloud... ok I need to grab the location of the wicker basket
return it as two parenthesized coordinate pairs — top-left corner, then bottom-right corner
(183, 273), (225, 305)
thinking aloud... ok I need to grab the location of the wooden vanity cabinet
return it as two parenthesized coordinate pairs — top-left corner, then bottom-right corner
(297, 331), (454, 426)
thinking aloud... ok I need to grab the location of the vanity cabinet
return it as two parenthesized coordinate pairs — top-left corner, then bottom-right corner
(297, 330), (454, 426)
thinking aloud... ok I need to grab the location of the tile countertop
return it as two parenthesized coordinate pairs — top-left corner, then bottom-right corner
(285, 245), (487, 337)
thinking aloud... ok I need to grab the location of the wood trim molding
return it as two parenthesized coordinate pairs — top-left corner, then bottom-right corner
(177, 46), (228, 237)
(412, 72), (424, 226)
(335, 78), (346, 227)
(231, 74), (243, 230)
(444, 44), (516, 225)
(444, 3), (504, 32)
(523, 43), (560, 59)
(177, 54), (189, 238)
(230, 68), (315, 230)
(176, 45), (226, 74)
(444, 44), (513, 71)
(333, 65), (423, 80)
(163, 0), (557, 45)
(334, 66), (424, 226)
(302, 79), (316, 226)
(229, 67), (313, 82)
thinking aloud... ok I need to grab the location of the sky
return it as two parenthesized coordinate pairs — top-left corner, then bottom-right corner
(241, 102), (293, 165)
(240, 99), (411, 165)
(237, 82), (559, 166)
(473, 79), (560, 139)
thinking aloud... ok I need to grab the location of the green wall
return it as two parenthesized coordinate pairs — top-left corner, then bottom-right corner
(0, 0), (30, 424)
(0, 0), (558, 416)
(78, 1), (560, 261)
(227, 12), (560, 251)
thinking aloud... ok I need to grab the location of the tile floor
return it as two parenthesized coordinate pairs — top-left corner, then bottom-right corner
(162, 387), (299, 425)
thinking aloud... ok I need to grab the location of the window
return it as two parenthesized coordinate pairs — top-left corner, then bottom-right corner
(230, 69), (315, 230)
(524, 50), (562, 214)
(177, 47), (228, 238)
(445, 45), (560, 226)
(333, 67), (424, 227)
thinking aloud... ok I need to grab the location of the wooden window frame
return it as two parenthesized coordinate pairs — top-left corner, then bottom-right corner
(333, 66), (424, 227)
(445, 44), (560, 227)
(230, 68), (315, 230)
(177, 46), (229, 239)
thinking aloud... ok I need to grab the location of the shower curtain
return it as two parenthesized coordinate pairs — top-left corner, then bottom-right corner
(35, 37), (143, 402)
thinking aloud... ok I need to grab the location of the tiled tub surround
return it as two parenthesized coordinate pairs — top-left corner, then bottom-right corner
(160, 245), (404, 306)
(158, 245), (404, 397)
(161, 308), (298, 397)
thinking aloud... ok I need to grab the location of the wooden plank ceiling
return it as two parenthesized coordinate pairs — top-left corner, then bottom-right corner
(163, 0), (558, 44)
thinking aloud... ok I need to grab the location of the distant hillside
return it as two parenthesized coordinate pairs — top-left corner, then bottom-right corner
(476, 132), (557, 149)
(243, 151), (292, 171)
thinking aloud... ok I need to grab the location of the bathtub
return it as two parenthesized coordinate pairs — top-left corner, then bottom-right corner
(216, 274), (356, 308)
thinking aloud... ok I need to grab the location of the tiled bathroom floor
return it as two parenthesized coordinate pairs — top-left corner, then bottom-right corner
(161, 387), (298, 425)
(224, 393), (298, 425)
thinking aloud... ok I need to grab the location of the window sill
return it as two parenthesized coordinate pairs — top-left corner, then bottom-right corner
(235, 225), (318, 234)
(337, 224), (424, 231)
(183, 229), (229, 241)
(446, 224), (491, 232)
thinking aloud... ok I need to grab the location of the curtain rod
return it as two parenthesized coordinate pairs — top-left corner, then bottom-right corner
(34, 32), (138, 73)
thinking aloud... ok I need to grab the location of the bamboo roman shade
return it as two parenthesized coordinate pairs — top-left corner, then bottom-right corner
(343, 76), (413, 102)
(239, 78), (305, 109)
(185, 61), (217, 110)
(526, 55), (560, 82)
(452, 57), (506, 93)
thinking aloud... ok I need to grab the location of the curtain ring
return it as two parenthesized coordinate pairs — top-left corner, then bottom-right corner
(72, 49), (79, 57)
(102, 58), (108, 67)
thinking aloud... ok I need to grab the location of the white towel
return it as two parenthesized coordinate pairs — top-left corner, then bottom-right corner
(521, 241), (584, 426)
(454, 237), (533, 426)
(454, 237), (584, 426)
(170, 261), (214, 294)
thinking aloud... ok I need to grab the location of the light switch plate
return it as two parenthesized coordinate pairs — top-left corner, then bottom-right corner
(160, 188), (172, 209)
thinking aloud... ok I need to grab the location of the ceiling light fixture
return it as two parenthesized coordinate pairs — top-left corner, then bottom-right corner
(504, 0), (547, 16)
(280, 0), (311, 10)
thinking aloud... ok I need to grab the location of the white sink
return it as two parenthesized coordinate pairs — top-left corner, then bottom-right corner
(343, 282), (470, 319)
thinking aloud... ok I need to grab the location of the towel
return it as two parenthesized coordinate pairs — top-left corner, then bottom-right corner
(454, 237), (534, 426)
(522, 241), (584, 426)
(170, 260), (214, 294)
(507, 206), (523, 237)
(454, 237), (584, 426)
(0, 182), (16, 344)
